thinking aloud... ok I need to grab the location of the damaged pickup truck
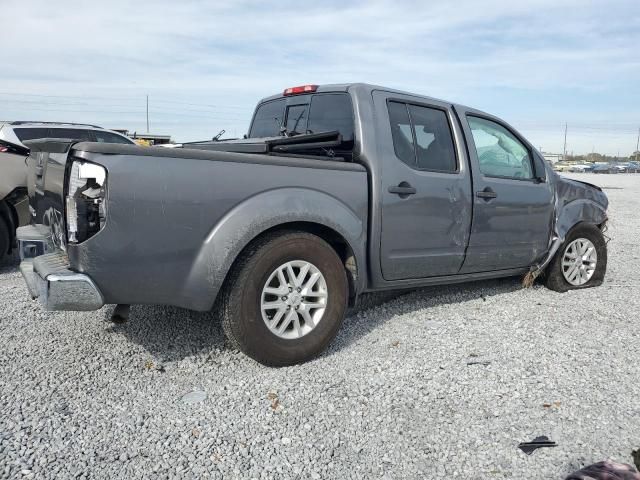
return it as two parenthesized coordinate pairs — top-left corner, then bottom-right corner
(17, 83), (608, 366)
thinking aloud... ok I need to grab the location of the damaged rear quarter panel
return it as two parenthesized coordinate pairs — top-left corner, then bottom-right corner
(67, 150), (368, 311)
(183, 187), (367, 310)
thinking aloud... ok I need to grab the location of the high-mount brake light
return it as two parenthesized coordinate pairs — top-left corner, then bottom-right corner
(283, 85), (318, 96)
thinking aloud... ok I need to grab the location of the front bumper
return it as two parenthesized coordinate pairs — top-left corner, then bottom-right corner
(17, 226), (104, 311)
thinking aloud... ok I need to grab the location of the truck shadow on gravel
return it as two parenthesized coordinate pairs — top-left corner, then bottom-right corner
(107, 276), (524, 364)
(0, 252), (19, 274)
(328, 277), (523, 357)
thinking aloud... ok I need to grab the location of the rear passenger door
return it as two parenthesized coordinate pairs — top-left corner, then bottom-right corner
(457, 110), (554, 272)
(374, 91), (473, 280)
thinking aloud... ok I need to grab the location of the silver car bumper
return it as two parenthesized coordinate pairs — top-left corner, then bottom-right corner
(17, 226), (104, 311)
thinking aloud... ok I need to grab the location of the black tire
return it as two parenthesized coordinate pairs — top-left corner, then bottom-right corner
(545, 223), (607, 292)
(220, 231), (348, 366)
(0, 216), (10, 258)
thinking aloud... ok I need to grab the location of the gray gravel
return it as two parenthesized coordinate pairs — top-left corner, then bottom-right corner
(1, 173), (639, 479)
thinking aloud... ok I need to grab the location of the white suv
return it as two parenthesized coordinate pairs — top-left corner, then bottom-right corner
(0, 121), (135, 147)
(0, 122), (135, 258)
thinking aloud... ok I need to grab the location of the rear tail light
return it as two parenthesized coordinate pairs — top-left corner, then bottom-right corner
(283, 85), (318, 96)
(66, 161), (107, 243)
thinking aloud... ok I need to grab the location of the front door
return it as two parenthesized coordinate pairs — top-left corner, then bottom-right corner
(458, 110), (555, 273)
(374, 92), (473, 280)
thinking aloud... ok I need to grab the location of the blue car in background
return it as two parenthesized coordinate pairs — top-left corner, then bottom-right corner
(626, 161), (640, 172)
(593, 164), (617, 174)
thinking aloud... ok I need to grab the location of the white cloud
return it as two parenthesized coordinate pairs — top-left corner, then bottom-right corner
(0, 0), (638, 153)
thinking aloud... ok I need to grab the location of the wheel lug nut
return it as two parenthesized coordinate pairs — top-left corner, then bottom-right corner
(288, 287), (293, 292)
(282, 296), (287, 301)
(297, 288), (301, 293)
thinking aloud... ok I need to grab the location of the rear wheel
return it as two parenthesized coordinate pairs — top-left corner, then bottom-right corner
(545, 223), (607, 292)
(221, 231), (348, 366)
(0, 216), (10, 258)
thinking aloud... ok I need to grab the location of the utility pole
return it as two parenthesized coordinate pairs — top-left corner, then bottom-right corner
(146, 95), (149, 133)
(636, 127), (639, 161)
(563, 123), (567, 161)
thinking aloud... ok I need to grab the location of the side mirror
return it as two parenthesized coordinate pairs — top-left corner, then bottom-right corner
(532, 153), (547, 182)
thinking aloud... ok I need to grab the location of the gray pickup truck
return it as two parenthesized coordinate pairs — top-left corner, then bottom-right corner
(17, 83), (608, 366)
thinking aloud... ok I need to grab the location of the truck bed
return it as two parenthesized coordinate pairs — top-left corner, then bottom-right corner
(28, 140), (369, 310)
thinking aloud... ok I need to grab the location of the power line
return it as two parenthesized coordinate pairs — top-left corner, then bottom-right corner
(146, 95), (149, 133)
(0, 91), (249, 110)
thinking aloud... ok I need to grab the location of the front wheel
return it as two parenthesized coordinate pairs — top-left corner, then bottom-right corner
(545, 223), (607, 292)
(221, 231), (348, 366)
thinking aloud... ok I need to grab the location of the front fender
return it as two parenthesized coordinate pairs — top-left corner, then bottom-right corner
(556, 198), (608, 240)
(182, 188), (367, 311)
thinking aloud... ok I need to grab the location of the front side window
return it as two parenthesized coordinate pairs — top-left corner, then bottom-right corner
(388, 101), (457, 172)
(249, 99), (286, 138)
(467, 116), (533, 179)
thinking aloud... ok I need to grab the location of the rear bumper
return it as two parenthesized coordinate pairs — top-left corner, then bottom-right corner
(17, 226), (104, 311)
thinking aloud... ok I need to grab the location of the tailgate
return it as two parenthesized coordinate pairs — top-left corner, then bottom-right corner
(22, 138), (76, 248)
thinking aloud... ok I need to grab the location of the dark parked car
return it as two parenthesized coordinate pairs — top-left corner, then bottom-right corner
(17, 83), (608, 365)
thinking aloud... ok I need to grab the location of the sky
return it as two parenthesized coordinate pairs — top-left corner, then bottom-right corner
(1, 0), (639, 155)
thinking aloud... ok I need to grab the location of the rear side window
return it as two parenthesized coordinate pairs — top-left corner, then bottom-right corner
(388, 102), (414, 165)
(249, 99), (286, 138)
(93, 130), (133, 144)
(13, 128), (49, 141)
(49, 128), (93, 141)
(388, 101), (457, 172)
(408, 105), (457, 171)
(467, 116), (533, 179)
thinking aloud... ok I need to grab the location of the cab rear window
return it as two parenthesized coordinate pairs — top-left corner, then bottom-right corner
(249, 99), (286, 138)
(307, 94), (354, 142)
(249, 93), (354, 145)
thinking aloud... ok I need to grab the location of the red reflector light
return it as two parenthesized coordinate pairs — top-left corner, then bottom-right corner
(0, 146), (7, 153)
(283, 84), (318, 96)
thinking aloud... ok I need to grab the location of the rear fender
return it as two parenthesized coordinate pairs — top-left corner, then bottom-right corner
(182, 188), (366, 311)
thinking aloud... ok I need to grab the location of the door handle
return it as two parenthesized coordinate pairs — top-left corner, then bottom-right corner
(476, 187), (497, 200)
(388, 182), (416, 198)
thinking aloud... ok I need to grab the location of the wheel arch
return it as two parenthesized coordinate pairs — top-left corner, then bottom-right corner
(181, 188), (367, 311)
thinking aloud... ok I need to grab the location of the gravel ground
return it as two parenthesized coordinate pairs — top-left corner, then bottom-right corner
(1, 173), (639, 480)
